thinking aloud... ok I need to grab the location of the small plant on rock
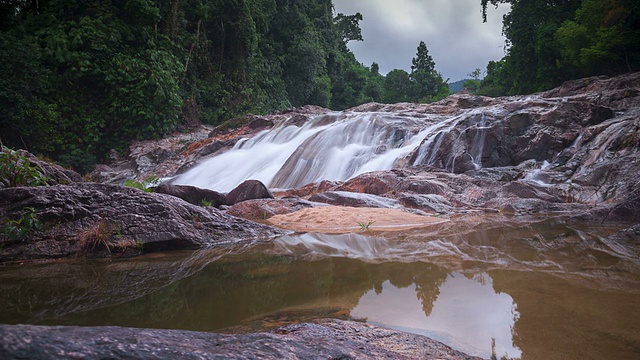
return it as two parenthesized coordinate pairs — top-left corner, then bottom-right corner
(77, 222), (116, 256)
(1, 207), (42, 242)
(357, 220), (375, 231)
(124, 174), (161, 192)
(0, 147), (48, 187)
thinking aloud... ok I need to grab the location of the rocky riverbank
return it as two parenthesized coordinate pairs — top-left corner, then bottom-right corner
(2, 72), (639, 261)
(1, 72), (639, 360)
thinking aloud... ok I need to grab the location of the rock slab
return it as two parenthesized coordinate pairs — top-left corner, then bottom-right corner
(0, 183), (283, 261)
(0, 320), (480, 360)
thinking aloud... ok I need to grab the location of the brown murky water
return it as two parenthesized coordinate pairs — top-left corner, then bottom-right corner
(1, 215), (638, 359)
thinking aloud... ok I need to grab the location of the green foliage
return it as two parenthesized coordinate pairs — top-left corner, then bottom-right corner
(1, 207), (42, 242)
(1, 0), (469, 166)
(383, 69), (413, 103)
(123, 175), (159, 192)
(0, 147), (48, 188)
(200, 199), (213, 207)
(410, 41), (449, 102)
(357, 221), (375, 231)
(479, 0), (639, 96)
(463, 69), (483, 94)
(57, 148), (96, 175)
(380, 41), (449, 104)
(334, 12), (364, 44)
(555, 0), (640, 76)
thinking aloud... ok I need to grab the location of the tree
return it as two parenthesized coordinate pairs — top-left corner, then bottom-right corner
(463, 68), (482, 93)
(371, 62), (380, 75)
(383, 69), (413, 103)
(478, 0), (638, 96)
(409, 41), (448, 102)
(411, 41), (436, 74)
(334, 12), (363, 44)
(555, 0), (640, 76)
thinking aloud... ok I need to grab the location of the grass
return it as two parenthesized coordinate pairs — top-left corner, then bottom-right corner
(357, 220), (375, 231)
(77, 222), (114, 256)
(76, 222), (143, 257)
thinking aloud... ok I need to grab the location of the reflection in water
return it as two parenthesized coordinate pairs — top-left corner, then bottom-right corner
(352, 273), (521, 359)
(0, 216), (639, 359)
(274, 232), (390, 259)
(272, 216), (640, 294)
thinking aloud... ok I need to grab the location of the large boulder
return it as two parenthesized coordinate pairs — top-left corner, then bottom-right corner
(225, 180), (274, 205)
(0, 183), (283, 262)
(0, 320), (481, 360)
(0, 148), (82, 187)
(154, 184), (226, 208)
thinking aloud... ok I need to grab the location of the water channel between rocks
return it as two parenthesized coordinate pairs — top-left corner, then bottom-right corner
(1, 215), (639, 360)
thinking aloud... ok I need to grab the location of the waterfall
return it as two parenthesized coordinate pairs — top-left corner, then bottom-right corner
(411, 110), (491, 172)
(171, 112), (435, 192)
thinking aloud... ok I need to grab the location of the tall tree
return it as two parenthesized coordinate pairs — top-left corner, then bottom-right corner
(409, 41), (448, 102)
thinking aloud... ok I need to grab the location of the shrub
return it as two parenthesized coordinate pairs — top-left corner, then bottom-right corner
(76, 221), (143, 257)
(123, 175), (160, 192)
(1, 207), (42, 242)
(0, 147), (48, 187)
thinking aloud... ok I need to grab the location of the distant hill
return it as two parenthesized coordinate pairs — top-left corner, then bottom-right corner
(448, 79), (471, 93)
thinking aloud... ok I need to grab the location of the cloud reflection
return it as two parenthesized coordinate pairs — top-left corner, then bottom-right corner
(351, 272), (522, 359)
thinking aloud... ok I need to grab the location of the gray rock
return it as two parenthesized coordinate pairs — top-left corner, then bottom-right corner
(226, 179), (274, 205)
(309, 191), (403, 208)
(154, 184), (226, 208)
(0, 183), (283, 261)
(12, 149), (83, 185)
(226, 197), (326, 221)
(397, 193), (454, 214)
(0, 320), (481, 360)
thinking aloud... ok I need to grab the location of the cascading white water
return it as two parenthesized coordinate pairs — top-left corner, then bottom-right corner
(468, 113), (489, 170)
(171, 112), (436, 192)
(411, 110), (492, 171)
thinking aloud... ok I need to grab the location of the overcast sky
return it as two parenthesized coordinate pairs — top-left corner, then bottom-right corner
(332, 0), (510, 82)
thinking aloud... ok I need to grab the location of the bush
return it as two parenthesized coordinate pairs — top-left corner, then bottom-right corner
(0, 147), (48, 187)
(1, 207), (42, 242)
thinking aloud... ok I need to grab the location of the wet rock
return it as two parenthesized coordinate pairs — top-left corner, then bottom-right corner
(275, 180), (342, 198)
(541, 72), (640, 110)
(571, 188), (640, 224)
(0, 183), (282, 262)
(9, 149), (83, 185)
(226, 180), (274, 205)
(88, 164), (135, 185)
(247, 116), (274, 130)
(309, 191), (403, 209)
(154, 184), (226, 208)
(0, 320), (480, 360)
(397, 193), (454, 214)
(337, 172), (402, 195)
(464, 166), (522, 182)
(226, 198), (325, 221)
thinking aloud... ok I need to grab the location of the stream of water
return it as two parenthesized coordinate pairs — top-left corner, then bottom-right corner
(1, 216), (638, 359)
(171, 111), (468, 192)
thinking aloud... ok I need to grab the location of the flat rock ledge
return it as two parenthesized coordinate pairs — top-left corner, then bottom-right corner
(0, 319), (480, 360)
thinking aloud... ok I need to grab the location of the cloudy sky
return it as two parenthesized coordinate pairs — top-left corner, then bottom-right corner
(332, 0), (510, 82)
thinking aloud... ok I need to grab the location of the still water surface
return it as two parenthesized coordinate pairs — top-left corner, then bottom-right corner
(1, 216), (639, 359)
